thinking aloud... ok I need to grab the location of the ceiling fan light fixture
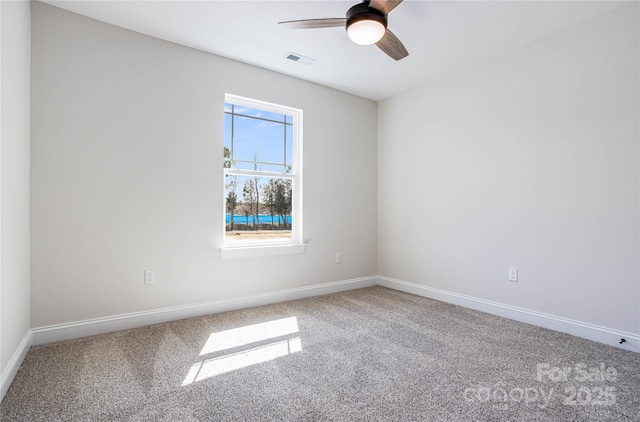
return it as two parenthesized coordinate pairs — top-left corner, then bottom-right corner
(345, 3), (387, 46)
(279, 0), (408, 60)
(347, 19), (386, 45)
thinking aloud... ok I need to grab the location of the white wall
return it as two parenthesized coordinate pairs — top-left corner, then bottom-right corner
(30, 3), (377, 327)
(378, 4), (639, 335)
(29, 1), (639, 345)
(1, 0), (31, 397)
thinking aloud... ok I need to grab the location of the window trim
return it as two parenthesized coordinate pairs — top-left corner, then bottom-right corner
(221, 94), (304, 258)
(220, 243), (306, 260)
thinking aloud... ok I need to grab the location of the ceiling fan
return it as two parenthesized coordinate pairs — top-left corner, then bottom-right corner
(278, 0), (409, 61)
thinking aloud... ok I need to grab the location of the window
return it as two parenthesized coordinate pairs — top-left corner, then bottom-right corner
(222, 94), (304, 258)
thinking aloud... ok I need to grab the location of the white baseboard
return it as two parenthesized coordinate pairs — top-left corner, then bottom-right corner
(4, 275), (637, 399)
(31, 276), (378, 346)
(1, 330), (32, 401)
(29, 275), (640, 352)
(377, 276), (639, 353)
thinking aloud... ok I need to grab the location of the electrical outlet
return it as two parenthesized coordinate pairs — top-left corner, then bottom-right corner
(336, 252), (342, 264)
(508, 267), (518, 282)
(144, 269), (156, 284)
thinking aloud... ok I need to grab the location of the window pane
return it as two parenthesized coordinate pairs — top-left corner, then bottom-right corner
(225, 174), (293, 242)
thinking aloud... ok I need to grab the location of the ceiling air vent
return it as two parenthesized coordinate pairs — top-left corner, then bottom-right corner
(285, 52), (315, 65)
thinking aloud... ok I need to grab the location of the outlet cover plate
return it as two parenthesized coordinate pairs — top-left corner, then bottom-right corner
(144, 269), (156, 284)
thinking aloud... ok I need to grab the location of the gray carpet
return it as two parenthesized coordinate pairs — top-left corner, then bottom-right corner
(2, 286), (639, 421)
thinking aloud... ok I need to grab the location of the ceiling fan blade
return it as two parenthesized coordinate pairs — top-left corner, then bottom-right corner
(376, 29), (409, 61)
(278, 18), (346, 29)
(369, 0), (403, 15)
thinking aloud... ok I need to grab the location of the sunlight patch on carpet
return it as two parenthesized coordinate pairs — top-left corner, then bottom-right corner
(199, 316), (299, 355)
(182, 317), (302, 385)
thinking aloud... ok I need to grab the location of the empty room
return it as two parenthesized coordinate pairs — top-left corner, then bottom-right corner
(1, 0), (639, 420)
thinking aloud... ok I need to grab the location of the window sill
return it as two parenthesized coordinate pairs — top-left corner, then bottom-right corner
(220, 243), (306, 260)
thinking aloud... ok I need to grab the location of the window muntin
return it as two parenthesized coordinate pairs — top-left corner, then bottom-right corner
(223, 95), (302, 248)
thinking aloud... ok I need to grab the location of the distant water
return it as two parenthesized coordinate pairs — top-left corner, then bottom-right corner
(226, 214), (292, 225)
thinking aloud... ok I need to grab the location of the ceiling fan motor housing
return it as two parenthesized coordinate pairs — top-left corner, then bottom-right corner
(345, 3), (387, 30)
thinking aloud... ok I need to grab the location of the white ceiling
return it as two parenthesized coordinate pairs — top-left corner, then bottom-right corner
(44, 0), (629, 101)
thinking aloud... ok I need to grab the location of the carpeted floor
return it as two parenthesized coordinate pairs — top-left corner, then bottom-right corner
(2, 286), (639, 421)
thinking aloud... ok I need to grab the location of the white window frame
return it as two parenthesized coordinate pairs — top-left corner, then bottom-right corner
(220, 94), (305, 259)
